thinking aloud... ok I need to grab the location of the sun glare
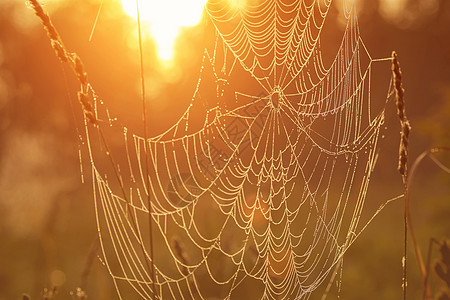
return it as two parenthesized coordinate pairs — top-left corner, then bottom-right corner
(121, 0), (207, 61)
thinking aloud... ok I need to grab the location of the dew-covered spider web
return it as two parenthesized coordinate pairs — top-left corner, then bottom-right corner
(80, 0), (395, 299)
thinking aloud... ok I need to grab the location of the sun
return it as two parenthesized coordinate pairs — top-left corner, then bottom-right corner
(121, 0), (207, 61)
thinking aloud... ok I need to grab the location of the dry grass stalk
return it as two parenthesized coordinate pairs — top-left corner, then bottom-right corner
(28, 0), (96, 125)
(80, 237), (100, 290)
(172, 237), (189, 277)
(172, 237), (199, 297)
(392, 51), (410, 300)
(434, 239), (450, 298)
(406, 147), (450, 299)
(392, 53), (450, 299)
(28, 1), (158, 297)
(392, 51), (411, 177)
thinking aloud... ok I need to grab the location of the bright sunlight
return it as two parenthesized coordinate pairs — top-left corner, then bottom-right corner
(121, 0), (207, 61)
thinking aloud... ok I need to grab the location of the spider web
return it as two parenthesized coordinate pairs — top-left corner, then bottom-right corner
(82, 0), (392, 299)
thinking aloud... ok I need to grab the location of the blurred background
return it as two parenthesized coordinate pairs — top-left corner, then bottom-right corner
(0, 0), (449, 299)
